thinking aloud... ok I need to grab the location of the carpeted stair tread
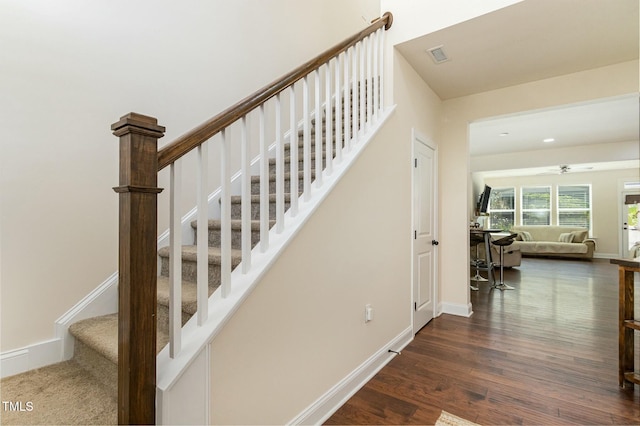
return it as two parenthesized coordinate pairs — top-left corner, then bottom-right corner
(268, 151), (326, 166)
(157, 275), (199, 315)
(230, 193), (292, 203)
(250, 171), (315, 183)
(284, 143), (338, 155)
(157, 245), (243, 264)
(190, 219), (276, 230)
(69, 314), (119, 364)
(69, 314), (169, 365)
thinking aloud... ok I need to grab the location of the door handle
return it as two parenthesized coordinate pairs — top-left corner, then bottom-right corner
(432, 240), (439, 246)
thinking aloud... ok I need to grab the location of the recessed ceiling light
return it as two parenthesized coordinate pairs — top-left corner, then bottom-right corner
(543, 138), (555, 143)
(499, 132), (509, 137)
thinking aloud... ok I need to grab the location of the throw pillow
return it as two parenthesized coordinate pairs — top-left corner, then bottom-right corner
(570, 230), (588, 243)
(520, 231), (533, 242)
(558, 232), (574, 243)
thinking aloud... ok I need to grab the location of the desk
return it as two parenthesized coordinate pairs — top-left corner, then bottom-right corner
(470, 229), (502, 286)
(611, 256), (640, 388)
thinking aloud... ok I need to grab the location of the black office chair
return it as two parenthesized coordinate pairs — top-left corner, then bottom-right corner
(491, 233), (518, 291)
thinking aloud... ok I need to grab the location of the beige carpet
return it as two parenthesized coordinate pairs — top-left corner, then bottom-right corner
(0, 360), (116, 425)
(435, 410), (480, 426)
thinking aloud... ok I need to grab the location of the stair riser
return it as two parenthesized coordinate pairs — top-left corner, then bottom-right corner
(157, 303), (192, 336)
(73, 339), (117, 394)
(230, 199), (291, 221)
(301, 127), (359, 141)
(160, 257), (238, 285)
(202, 227), (261, 250)
(251, 176), (306, 195)
(309, 113), (367, 128)
(268, 153), (336, 180)
(286, 136), (350, 153)
(268, 157), (319, 175)
(284, 144), (343, 164)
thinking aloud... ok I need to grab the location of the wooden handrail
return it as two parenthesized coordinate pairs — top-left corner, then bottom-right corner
(157, 12), (392, 171)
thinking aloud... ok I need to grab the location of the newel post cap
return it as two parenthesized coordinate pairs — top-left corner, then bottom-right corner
(111, 112), (166, 138)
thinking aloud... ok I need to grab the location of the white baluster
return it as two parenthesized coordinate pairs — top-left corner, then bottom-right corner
(240, 116), (251, 273)
(303, 75), (311, 201)
(289, 86), (299, 216)
(366, 34), (373, 128)
(351, 43), (358, 146)
(259, 105), (270, 251)
(359, 38), (365, 138)
(197, 144), (208, 323)
(220, 130), (231, 298)
(325, 62), (333, 176)
(380, 27), (385, 112)
(275, 94), (284, 233)
(314, 68), (323, 188)
(372, 29), (379, 120)
(169, 160), (182, 358)
(344, 47), (351, 152)
(335, 53), (343, 164)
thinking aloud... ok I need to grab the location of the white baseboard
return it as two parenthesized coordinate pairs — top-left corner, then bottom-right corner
(55, 272), (119, 360)
(1, 338), (62, 378)
(288, 326), (413, 425)
(594, 252), (622, 260)
(440, 301), (473, 317)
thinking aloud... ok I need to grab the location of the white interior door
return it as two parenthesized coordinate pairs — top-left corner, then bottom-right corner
(412, 131), (437, 334)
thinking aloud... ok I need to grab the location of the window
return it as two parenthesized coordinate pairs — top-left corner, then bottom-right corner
(558, 185), (591, 229)
(521, 186), (551, 225)
(488, 187), (515, 230)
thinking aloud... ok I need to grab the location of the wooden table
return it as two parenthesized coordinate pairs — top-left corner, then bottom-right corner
(610, 257), (640, 388)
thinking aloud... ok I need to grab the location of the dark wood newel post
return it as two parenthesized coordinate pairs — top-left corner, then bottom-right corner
(111, 113), (165, 425)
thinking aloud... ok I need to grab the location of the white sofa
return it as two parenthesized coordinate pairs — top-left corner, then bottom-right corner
(510, 225), (595, 259)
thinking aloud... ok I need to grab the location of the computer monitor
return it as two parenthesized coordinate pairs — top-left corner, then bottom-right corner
(477, 185), (492, 214)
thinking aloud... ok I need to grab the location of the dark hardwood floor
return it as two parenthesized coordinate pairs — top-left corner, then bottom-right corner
(326, 258), (640, 425)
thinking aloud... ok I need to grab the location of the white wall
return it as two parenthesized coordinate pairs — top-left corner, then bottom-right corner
(0, 0), (381, 353)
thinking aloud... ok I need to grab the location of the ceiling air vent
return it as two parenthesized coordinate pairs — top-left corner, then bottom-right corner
(426, 45), (449, 64)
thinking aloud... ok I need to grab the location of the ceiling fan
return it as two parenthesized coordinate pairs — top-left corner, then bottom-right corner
(540, 164), (594, 175)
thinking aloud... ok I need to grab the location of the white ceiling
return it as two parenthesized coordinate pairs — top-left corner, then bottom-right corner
(469, 94), (639, 156)
(396, 0), (639, 176)
(396, 0), (639, 101)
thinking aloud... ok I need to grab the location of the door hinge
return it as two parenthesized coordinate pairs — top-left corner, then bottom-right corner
(414, 158), (417, 168)
(414, 230), (417, 239)
(414, 302), (417, 311)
